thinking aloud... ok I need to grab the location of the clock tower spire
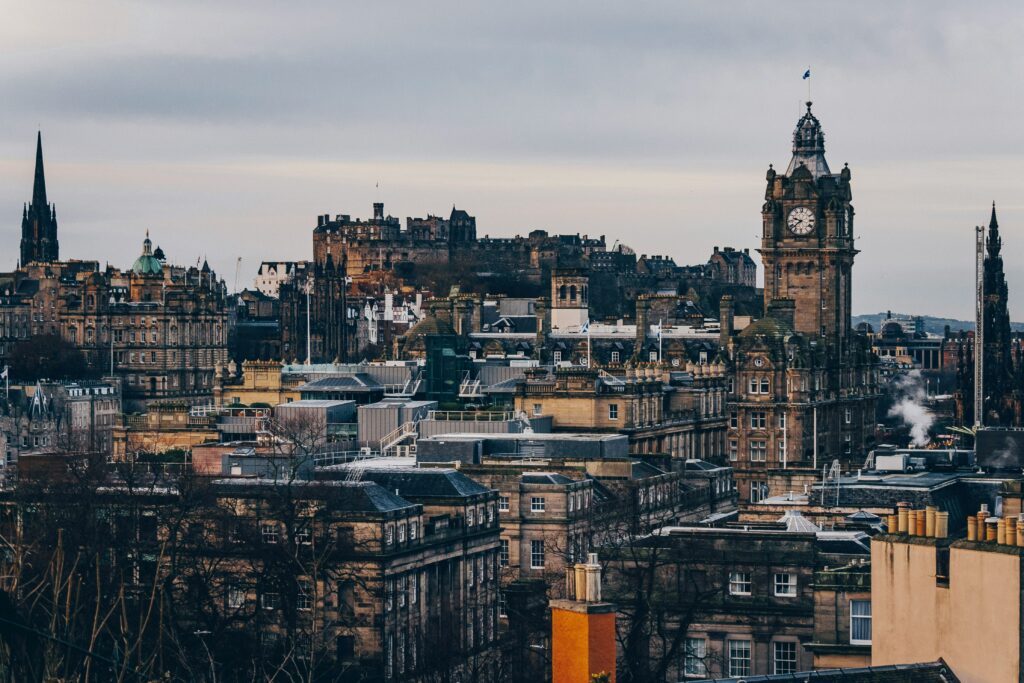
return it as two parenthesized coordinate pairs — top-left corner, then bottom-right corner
(759, 101), (856, 347)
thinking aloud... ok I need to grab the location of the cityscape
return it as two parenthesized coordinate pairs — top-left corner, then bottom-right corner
(2, 4), (1024, 683)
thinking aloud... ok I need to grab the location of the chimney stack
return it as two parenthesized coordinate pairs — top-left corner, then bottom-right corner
(719, 295), (734, 348)
(551, 553), (616, 683)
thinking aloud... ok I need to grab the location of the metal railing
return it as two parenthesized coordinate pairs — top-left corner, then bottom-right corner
(427, 410), (516, 422)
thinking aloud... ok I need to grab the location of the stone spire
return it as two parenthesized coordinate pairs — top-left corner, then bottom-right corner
(32, 131), (47, 209)
(20, 131), (59, 264)
(785, 101), (831, 178)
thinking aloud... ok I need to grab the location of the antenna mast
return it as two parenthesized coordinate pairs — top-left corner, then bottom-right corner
(975, 225), (985, 430)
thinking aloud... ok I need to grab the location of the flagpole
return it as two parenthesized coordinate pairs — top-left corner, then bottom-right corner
(658, 319), (663, 363)
(586, 323), (591, 369)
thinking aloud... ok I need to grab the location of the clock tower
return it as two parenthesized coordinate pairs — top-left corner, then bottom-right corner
(724, 101), (878, 507)
(759, 101), (856, 349)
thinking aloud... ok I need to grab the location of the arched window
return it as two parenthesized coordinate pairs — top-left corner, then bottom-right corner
(559, 285), (567, 301)
(569, 285), (577, 302)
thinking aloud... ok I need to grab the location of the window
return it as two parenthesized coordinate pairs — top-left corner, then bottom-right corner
(530, 540), (545, 569)
(750, 411), (766, 429)
(399, 576), (407, 606)
(568, 494), (575, 512)
(778, 440), (786, 461)
(499, 496), (510, 512)
(261, 523), (279, 544)
(533, 403), (543, 416)
(778, 412), (787, 428)
(227, 587), (245, 609)
(729, 411), (737, 428)
(261, 592), (280, 610)
(845, 408), (852, 424)
(487, 505), (495, 524)
(727, 640), (751, 677)
(773, 641), (797, 674)
(611, 351), (620, 363)
(498, 591), (508, 617)
(609, 404), (619, 420)
(410, 521), (418, 540)
(553, 351), (562, 364)
(749, 441), (767, 461)
(683, 637), (707, 677)
(760, 377), (770, 394)
(297, 581), (313, 611)
(500, 539), (510, 567)
(531, 497), (545, 513)
(729, 571), (751, 595)
(728, 440), (738, 461)
(467, 558), (475, 586)
(467, 508), (475, 526)
(385, 525), (394, 545)
(850, 600), (872, 644)
(748, 377), (759, 394)
(398, 523), (406, 542)
(774, 573), (797, 597)
(410, 574), (418, 604)
(649, 351), (658, 362)
(294, 526), (311, 545)
(750, 481), (769, 503)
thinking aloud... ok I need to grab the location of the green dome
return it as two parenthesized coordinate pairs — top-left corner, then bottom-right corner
(132, 232), (163, 276)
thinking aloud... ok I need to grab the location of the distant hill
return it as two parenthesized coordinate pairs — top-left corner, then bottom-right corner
(853, 312), (1024, 336)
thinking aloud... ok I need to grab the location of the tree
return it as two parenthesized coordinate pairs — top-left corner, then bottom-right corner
(8, 334), (93, 382)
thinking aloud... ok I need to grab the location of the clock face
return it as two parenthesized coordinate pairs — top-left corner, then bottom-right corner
(787, 206), (815, 235)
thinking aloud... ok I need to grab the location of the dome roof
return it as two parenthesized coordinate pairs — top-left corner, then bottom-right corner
(737, 315), (793, 342)
(405, 315), (456, 340)
(131, 231), (163, 276)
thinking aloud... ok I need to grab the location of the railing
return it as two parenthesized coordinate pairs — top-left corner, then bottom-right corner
(427, 410), (516, 422)
(313, 449), (381, 468)
(380, 422), (418, 456)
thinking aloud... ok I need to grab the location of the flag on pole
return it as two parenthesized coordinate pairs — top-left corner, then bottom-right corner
(579, 321), (590, 334)
(0, 366), (7, 380)
(802, 69), (811, 80)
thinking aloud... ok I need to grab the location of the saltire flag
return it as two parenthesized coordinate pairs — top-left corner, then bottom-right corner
(580, 320), (590, 334)
(803, 69), (811, 80)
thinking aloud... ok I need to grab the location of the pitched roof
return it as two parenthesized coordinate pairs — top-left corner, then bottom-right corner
(690, 660), (959, 682)
(360, 468), (492, 499)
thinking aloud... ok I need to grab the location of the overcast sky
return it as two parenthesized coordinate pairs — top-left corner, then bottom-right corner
(1, 1), (1022, 320)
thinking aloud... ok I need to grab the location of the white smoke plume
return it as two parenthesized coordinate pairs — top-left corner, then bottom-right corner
(887, 370), (935, 447)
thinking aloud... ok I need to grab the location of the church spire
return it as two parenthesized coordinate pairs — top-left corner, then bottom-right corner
(20, 131), (59, 265)
(32, 131), (47, 209)
(988, 201), (1002, 259)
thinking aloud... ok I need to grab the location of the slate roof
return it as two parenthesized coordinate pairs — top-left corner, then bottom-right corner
(359, 468), (492, 499)
(521, 473), (575, 486)
(297, 374), (382, 392)
(211, 479), (415, 513)
(689, 659), (959, 682)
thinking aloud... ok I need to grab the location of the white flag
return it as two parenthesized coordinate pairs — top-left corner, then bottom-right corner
(580, 320), (590, 334)
(0, 366), (6, 379)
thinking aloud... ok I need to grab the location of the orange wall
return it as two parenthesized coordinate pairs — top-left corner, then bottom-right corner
(552, 606), (616, 683)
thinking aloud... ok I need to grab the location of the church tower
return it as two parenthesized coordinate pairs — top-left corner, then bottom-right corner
(759, 102), (856, 349)
(20, 132), (59, 265)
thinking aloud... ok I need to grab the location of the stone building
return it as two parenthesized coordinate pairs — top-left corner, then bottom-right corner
(708, 246), (757, 288)
(512, 364), (729, 461)
(0, 137), (230, 407)
(725, 102), (879, 504)
(604, 522), (871, 681)
(0, 461), (503, 681)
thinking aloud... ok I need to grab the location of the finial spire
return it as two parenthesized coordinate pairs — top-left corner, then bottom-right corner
(32, 131), (47, 209)
(990, 201), (999, 230)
